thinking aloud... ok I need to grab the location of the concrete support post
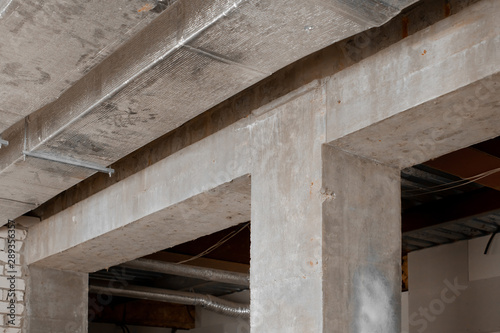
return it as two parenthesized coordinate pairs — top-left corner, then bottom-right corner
(250, 88), (326, 332)
(322, 146), (401, 332)
(249, 88), (401, 332)
(24, 266), (88, 332)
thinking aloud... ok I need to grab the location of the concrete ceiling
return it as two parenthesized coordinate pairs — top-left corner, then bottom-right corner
(0, 0), (419, 225)
(0, 0), (159, 132)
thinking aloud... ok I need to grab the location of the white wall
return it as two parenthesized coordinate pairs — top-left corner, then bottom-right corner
(407, 235), (500, 333)
(402, 291), (409, 333)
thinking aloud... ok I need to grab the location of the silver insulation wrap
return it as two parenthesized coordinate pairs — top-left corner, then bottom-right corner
(89, 285), (250, 319)
(121, 258), (250, 287)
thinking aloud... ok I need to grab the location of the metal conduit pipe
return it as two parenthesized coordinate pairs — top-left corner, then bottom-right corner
(89, 284), (250, 319)
(120, 258), (250, 287)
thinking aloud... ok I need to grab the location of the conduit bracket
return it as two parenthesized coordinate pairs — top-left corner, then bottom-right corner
(23, 151), (115, 176)
(0, 138), (9, 148)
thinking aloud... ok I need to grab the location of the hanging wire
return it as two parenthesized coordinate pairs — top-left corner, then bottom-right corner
(484, 226), (500, 255)
(176, 222), (250, 264)
(403, 167), (500, 197)
(119, 324), (130, 333)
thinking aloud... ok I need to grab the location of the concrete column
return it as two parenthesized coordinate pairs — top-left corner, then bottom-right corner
(250, 87), (401, 332)
(322, 146), (401, 332)
(24, 266), (88, 332)
(250, 86), (326, 332)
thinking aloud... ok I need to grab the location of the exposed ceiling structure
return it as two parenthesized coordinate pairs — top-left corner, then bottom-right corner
(402, 136), (500, 253)
(0, 0), (418, 225)
(89, 223), (251, 329)
(1, 0), (498, 330)
(90, 134), (500, 326)
(91, 223), (250, 298)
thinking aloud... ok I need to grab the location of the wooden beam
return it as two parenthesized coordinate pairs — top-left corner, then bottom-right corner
(402, 188), (500, 234)
(402, 255), (408, 292)
(472, 137), (500, 158)
(424, 147), (500, 191)
(90, 296), (195, 329)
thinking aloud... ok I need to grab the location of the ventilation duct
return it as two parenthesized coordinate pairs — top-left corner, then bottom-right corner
(89, 284), (250, 318)
(121, 259), (249, 287)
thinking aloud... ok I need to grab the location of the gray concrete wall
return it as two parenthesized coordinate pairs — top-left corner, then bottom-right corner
(24, 266), (88, 333)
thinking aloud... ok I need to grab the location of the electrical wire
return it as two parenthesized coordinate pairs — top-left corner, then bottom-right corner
(176, 222), (250, 264)
(484, 226), (499, 255)
(118, 324), (131, 333)
(404, 167), (500, 193)
(403, 167), (500, 197)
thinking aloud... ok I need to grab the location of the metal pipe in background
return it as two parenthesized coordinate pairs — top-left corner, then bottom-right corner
(120, 258), (250, 287)
(89, 284), (250, 319)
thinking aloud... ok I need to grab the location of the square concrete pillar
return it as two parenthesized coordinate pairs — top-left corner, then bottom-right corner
(322, 146), (401, 332)
(24, 266), (88, 332)
(249, 89), (401, 332)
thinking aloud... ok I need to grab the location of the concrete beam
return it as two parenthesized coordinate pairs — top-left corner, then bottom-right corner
(24, 119), (252, 272)
(327, 0), (500, 168)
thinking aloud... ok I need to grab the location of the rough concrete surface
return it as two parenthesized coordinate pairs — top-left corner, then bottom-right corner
(250, 87), (327, 332)
(322, 146), (401, 332)
(14, 1), (500, 332)
(326, 0), (500, 153)
(24, 266), (88, 332)
(25, 117), (253, 272)
(0, 0), (417, 226)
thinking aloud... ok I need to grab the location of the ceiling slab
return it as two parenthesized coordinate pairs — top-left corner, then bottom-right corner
(0, 0), (159, 132)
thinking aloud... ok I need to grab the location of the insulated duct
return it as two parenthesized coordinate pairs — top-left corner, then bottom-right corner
(121, 259), (250, 287)
(89, 284), (250, 319)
